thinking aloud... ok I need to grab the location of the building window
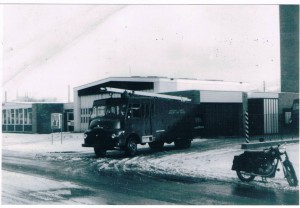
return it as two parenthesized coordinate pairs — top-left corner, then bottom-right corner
(2, 110), (6, 124)
(24, 109), (28, 124)
(7, 110), (11, 124)
(28, 108), (32, 125)
(11, 109), (15, 124)
(16, 109), (19, 124)
(80, 108), (90, 123)
(19, 109), (23, 124)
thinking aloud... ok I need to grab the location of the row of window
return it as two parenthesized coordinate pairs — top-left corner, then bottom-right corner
(2, 108), (32, 125)
(81, 108), (92, 115)
(81, 108), (92, 123)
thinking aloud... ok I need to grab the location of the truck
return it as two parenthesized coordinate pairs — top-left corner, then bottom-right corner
(82, 87), (204, 157)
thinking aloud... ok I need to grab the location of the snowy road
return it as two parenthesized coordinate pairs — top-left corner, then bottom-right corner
(1, 133), (299, 205)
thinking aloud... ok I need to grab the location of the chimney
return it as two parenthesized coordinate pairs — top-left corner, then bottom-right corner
(68, 85), (70, 103)
(280, 5), (299, 93)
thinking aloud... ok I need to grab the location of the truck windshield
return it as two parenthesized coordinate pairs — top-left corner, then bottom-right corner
(91, 104), (126, 118)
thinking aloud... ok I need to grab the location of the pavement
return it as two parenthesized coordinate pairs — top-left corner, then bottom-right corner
(241, 138), (299, 149)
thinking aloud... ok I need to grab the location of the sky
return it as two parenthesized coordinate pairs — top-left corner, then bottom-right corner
(2, 4), (280, 102)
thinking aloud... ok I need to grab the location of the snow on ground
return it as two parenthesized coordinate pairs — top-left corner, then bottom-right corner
(2, 133), (86, 154)
(2, 170), (84, 204)
(2, 133), (299, 191)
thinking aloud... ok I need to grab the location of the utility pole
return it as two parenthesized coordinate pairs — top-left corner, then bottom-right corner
(68, 84), (70, 103)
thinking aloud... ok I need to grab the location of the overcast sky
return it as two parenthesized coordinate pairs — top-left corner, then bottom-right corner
(2, 4), (280, 102)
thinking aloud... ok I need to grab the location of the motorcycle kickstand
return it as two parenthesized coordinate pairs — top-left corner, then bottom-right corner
(261, 177), (267, 183)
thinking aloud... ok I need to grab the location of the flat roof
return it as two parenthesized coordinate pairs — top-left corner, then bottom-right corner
(247, 92), (279, 99)
(74, 76), (249, 91)
(2, 102), (65, 109)
(74, 77), (162, 91)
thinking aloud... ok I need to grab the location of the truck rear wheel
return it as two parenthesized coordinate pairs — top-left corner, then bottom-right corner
(94, 147), (106, 158)
(174, 139), (191, 149)
(125, 137), (138, 157)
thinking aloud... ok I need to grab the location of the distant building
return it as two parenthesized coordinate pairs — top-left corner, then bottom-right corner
(2, 102), (74, 134)
(3, 77), (298, 137)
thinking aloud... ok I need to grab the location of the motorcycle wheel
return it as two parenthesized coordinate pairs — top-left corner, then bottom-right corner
(236, 171), (255, 182)
(283, 160), (298, 187)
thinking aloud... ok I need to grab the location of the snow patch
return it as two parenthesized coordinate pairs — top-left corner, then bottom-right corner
(2, 133), (299, 191)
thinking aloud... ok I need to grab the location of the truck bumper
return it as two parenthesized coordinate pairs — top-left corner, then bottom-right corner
(82, 136), (124, 149)
(82, 143), (93, 147)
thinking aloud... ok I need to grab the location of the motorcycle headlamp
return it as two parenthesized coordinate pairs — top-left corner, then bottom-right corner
(279, 145), (286, 154)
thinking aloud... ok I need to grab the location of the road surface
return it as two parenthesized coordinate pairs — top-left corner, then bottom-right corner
(2, 138), (299, 205)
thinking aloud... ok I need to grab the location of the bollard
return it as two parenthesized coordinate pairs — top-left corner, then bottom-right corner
(245, 111), (250, 143)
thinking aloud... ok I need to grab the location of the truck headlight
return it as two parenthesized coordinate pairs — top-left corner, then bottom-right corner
(84, 133), (88, 139)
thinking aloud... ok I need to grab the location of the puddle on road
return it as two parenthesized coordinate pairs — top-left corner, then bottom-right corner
(28, 188), (94, 202)
(48, 151), (78, 154)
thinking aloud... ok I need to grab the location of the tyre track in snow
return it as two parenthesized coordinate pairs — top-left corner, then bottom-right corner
(3, 140), (299, 205)
(21, 138), (299, 192)
(90, 143), (294, 190)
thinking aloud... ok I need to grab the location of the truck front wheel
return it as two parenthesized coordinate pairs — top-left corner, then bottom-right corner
(125, 137), (138, 157)
(94, 147), (106, 158)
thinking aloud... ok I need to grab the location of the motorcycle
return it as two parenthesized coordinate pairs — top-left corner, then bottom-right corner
(232, 144), (298, 186)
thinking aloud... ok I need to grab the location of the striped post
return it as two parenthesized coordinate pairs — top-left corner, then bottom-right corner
(245, 111), (250, 143)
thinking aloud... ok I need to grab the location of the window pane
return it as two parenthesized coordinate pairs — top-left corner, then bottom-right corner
(7, 110), (10, 124)
(11, 109), (15, 124)
(28, 109), (32, 124)
(19, 109), (23, 124)
(24, 109), (28, 124)
(16, 109), (19, 124)
(2, 110), (6, 124)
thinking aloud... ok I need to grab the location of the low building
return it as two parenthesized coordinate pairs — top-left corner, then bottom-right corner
(247, 92), (299, 137)
(247, 92), (279, 136)
(4, 77), (297, 137)
(73, 76), (250, 133)
(2, 102), (73, 134)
